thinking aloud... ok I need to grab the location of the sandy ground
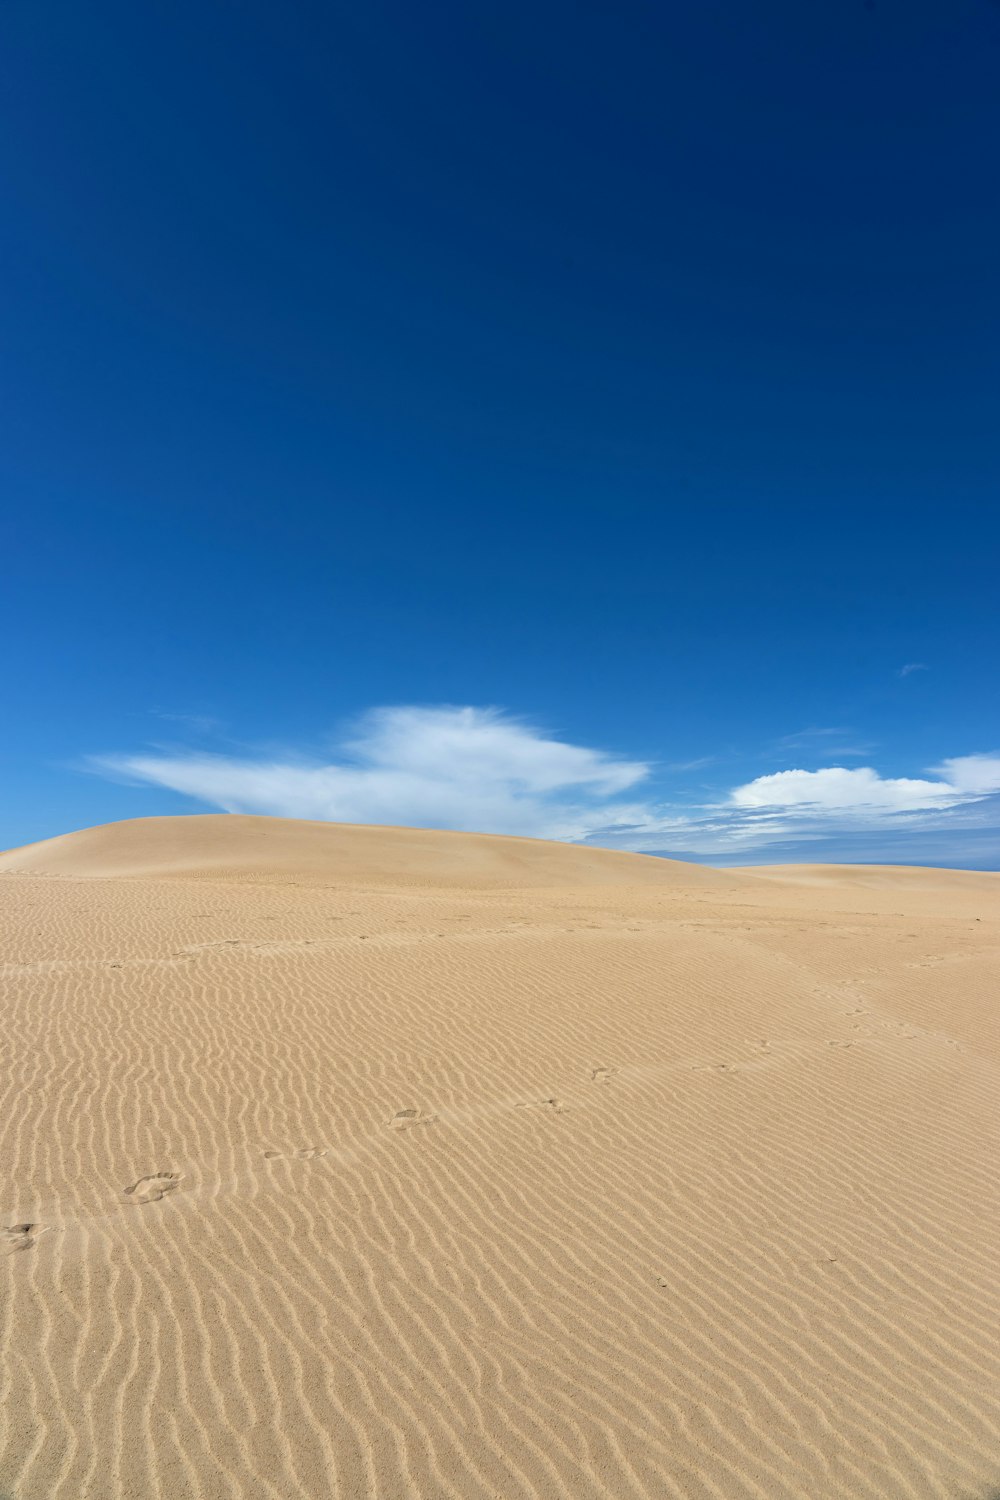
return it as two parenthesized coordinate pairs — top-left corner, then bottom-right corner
(1, 815), (997, 1500)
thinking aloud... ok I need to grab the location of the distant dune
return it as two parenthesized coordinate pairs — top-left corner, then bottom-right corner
(0, 813), (726, 887)
(741, 860), (1000, 891)
(1, 816), (997, 1500)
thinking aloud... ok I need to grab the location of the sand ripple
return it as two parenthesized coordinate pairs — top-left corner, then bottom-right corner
(1, 818), (998, 1498)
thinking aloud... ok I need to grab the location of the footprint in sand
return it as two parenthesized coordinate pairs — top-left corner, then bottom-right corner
(125, 1173), (182, 1205)
(516, 1097), (567, 1113)
(3, 1223), (47, 1253)
(591, 1067), (616, 1084)
(390, 1108), (437, 1129)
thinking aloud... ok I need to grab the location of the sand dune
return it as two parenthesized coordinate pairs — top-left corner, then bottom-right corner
(1, 816), (998, 1499)
(0, 813), (726, 887)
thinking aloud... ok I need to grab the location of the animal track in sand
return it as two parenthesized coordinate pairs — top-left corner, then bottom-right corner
(390, 1108), (437, 1129)
(3, 1222), (47, 1252)
(591, 1067), (616, 1084)
(125, 1173), (182, 1205)
(516, 1097), (567, 1113)
(263, 1147), (327, 1160)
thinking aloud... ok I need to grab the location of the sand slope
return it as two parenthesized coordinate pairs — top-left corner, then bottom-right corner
(0, 814), (726, 887)
(1, 817), (998, 1499)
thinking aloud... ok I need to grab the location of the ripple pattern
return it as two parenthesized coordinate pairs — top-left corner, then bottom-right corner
(1, 838), (998, 1499)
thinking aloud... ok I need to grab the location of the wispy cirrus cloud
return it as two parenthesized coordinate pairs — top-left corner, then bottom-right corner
(148, 709), (224, 737)
(663, 756), (720, 773)
(89, 706), (1000, 862)
(94, 707), (650, 844)
(898, 662), (928, 677)
(770, 727), (873, 759)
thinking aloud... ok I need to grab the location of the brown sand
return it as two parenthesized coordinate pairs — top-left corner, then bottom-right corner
(1, 815), (997, 1499)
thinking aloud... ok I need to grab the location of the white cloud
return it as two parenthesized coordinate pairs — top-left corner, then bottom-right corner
(698, 758), (1000, 859)
(730, 765), (961, 813)
(932, 755), (1000, 794)
(899, 662), (928, 677)
(90, 708), (1000, 861)
(96, 706), (650, 843)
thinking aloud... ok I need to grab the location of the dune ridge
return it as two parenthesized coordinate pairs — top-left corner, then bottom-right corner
(1, 816), (998, 1499)
(0, 814), (726, 887)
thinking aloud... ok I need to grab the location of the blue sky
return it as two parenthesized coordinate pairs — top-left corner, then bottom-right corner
(2, 0), (999, 865)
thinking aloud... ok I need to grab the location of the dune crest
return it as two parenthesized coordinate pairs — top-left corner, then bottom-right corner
(1, 816), (997, 1499)
(0, 813), (725, 887)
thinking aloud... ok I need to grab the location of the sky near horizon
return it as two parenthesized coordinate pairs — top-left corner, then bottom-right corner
(2, 1), (999, 865)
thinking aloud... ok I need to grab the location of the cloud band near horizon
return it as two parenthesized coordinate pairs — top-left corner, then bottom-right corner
(89, 706), (1000, 860)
